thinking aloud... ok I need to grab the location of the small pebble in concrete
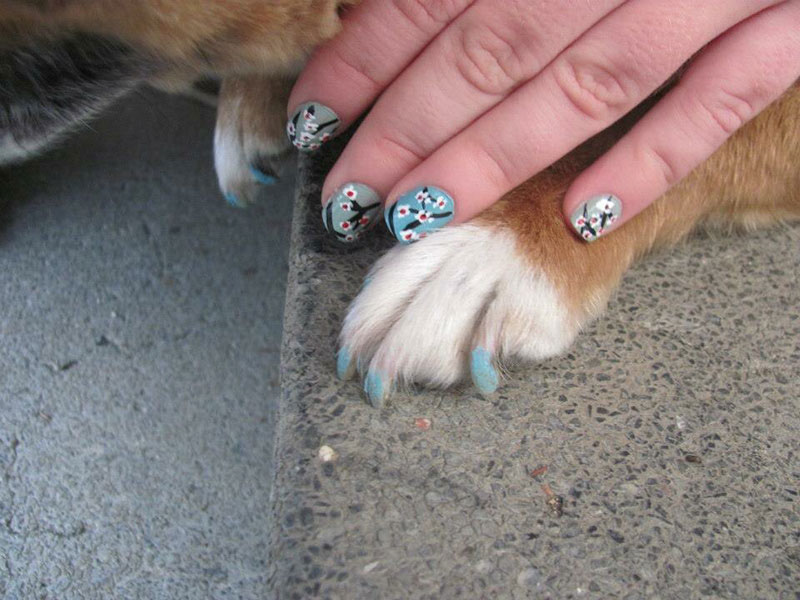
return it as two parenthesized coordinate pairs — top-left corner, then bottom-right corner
(414, 418), (431, 430)
(318, 445), (337, 462)
(517, 567), (541, 587)
(363, 561), (379, 574)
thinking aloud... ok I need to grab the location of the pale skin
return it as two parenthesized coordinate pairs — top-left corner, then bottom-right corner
(287, 0), (800, 240)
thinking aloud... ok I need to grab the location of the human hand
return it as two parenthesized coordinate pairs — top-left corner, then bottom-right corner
(286, 0), (800, 243)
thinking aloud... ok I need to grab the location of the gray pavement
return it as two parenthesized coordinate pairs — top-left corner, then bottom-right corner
(269, 141), (800, 598)
(1, 90), (294, 598)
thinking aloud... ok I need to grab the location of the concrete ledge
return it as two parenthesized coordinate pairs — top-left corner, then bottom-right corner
(269, 144), (800, 598)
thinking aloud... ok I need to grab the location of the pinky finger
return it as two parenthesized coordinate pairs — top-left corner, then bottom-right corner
(563, 0), (800, 242)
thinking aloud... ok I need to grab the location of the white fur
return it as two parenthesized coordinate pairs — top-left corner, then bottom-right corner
(213, 98), (254, 203)
(213, 97), (291, 204)
(341, 224), (578, 388)
(0, 132), (53, 165)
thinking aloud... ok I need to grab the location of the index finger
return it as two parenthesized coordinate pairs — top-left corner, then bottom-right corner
(286, 0), (473, 150)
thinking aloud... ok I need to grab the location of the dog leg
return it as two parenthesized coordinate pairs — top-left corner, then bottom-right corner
(214, 74), (295, 207)
(0, 30), (157, 164)
(339, 86), (800, 406)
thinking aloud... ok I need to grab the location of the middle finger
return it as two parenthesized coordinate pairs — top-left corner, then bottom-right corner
(320, 0), (624, 205)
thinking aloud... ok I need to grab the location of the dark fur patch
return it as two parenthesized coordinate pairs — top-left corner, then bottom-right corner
(0, 31), (157, 162)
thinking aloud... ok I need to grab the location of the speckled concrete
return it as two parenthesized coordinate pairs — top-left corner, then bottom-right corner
(1, 90), (294, 599)
(269, 138), (800, 598)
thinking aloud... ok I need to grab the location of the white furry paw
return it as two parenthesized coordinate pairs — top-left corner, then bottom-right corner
(213, 75), (294, 208)
(213, 112), (291, 208)
(337, 224), (580, 406)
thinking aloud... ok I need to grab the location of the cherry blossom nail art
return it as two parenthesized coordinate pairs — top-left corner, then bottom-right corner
(322, 183), (381, 243)
(570, 194), (622, 242)
(287, 102), (340, 152)
(385, 185), (454, 243)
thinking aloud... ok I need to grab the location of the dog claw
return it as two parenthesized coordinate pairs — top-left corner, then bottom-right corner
(470, 347), (499, 395)
(363, 370), (390, 408)
(336, 347), (356, 381)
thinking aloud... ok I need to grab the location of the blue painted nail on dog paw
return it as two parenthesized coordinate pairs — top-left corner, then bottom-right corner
(336, 347), (355, 380)
(471, 347), (499, 395)
(249, 165), (277, 185)
(385, 185), (454, 243)
(225, 191), (244, 208)
(364, 370), (390, 408)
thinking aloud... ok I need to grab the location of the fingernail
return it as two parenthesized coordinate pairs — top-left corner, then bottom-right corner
(225, 191), (245, 208)
(287, 102), (340, 152)
(470, 347), (499, 395)
(570, 194), (622, 242)
(322, 183), (381, 243)
(364, 370), (390, 408)
(385, 185), (454, 243)
(336, 347), (356, 380)
(249, 164), (277, 185)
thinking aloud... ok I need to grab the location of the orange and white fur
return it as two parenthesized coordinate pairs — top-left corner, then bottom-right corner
(2, 1), (798, 398)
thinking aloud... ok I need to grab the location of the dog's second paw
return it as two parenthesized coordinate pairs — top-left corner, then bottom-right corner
(338, 223), (584, 406)
(214, 75), (294, 207)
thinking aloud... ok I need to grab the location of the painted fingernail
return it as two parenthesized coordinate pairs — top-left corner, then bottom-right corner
(570, 194), (622, 242)
(364, 370), (390, 408)
(287, 102), (340, 152)
(385, 185), (455, 243)
(249, 164), (277, 185)
(322, 183), (381, 243)
(336, 347), (356, 380)
(470, 347), (499, 395)
(224, 191), (245, 208)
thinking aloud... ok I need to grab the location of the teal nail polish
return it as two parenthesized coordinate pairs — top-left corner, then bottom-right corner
(364, 370), (389, 408)
(336, 347), (355, 380)
(322, 183), (382, 243)
(287, 102), (340, 152)
(249, 165), (277, 185)
(225, 191), (244, 208)
(570, 194), (622, 242)
(470, 347), (499, 395)
(385, 185), (454, 243)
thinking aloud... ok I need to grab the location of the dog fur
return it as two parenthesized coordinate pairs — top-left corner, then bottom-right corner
(1, 0), (798, 401)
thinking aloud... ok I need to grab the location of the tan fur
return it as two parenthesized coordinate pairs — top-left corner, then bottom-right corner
(481, 84), (800, 325)
(1, 0), (354, 80)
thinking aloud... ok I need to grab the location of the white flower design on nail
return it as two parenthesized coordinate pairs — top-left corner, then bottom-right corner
(396, 205), (410, 217)
(343, 186), (357, 199)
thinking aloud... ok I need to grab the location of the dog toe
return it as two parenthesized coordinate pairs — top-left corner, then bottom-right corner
(339, 223), (579, 404)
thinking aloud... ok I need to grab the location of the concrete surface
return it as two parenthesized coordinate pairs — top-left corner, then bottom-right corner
(1, 90), (294, 598)
(268, 139), (799, 598)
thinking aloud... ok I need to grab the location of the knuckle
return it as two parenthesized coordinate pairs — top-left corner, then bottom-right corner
(391, 0), (467, 31)
(694, 87), (756, 139)
(465, 137), (515, 191)
(329, 41), (383, 92)
(644, 143), (682, 188)
(453, 20), (530, 96)
(553, 53), (636, 123)
(374, 130), (428, 164)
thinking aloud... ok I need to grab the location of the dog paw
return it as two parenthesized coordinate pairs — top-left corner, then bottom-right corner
(214, 75), (294, 207)
(337, 224), (582, 406)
